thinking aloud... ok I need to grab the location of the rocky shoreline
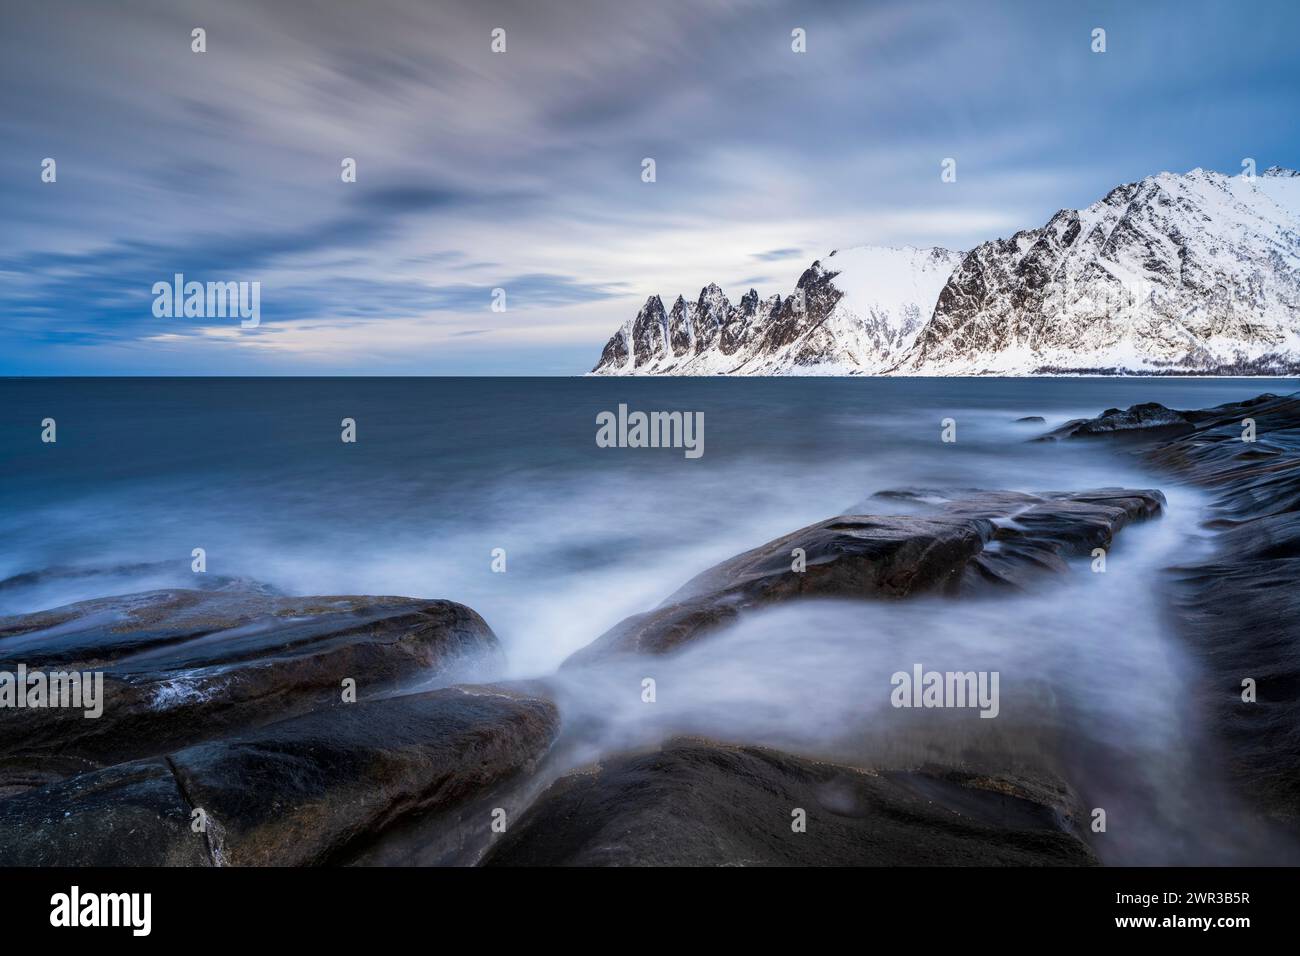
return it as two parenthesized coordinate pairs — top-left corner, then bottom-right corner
(1, 391), (1297, 866)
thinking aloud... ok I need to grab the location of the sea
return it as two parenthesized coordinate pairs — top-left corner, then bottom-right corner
(2, 376), (1297, 863)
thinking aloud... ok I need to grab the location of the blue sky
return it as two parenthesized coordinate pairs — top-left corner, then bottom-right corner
(2, 0), (1298, 375)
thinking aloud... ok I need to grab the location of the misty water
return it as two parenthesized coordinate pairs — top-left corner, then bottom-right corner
(3, 377), (1297, 864)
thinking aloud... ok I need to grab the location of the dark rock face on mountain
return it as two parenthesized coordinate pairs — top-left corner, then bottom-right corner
(1053, 392), (1300, 828)
(0, 685), (559, 866)
(564, 487), (1163, 664)
(594, 320), (629, 368)
(0, 589), (500, 793)
(483, 738), (1096, 867)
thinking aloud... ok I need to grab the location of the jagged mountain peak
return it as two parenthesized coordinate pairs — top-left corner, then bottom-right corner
(898, 165), (1300, 375)
(591, 165), (1300, 376)
(592, 244), (962, 375)
(696, 282), (730, 309)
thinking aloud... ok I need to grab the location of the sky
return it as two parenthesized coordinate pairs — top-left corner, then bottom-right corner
(2, 0), (1298, 375)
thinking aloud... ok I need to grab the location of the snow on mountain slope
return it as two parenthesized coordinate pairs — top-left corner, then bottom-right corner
(896, 166), (1300, 375)
(589, 166), (1300, 376)
(590, 246), (963, 375)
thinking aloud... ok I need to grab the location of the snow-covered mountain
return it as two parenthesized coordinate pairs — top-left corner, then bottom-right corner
(899, 166), (1300, 375)
(590, 166), (1300, 376)
(591, 246), (964, 375)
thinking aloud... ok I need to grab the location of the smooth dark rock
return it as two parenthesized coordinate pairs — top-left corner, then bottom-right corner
(0, 685), (558, 866)
(483, 738), (1096, 866)
(564, 487), (1163, 664)
(0, 589), (501, 791)
(1142, 392), (1300, 523)
(1040, 401), (1195, 440)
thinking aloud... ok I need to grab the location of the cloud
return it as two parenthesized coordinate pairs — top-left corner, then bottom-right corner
(2, 0), (1298, 372)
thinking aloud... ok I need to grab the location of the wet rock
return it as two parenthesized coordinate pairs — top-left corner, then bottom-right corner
(1131, 392), (1300, 826)
(0, 685), (558, 867)
(1040, 401), (1195, 440)
(0, 589), (501, 791)
(1173, 512), (1300, 827)
(0, 561), (267, 595)
(483, 738), (1096, 866)
(0, 759), (211, 866)
(564, 487), (1163, 664)
(1141, 392), (1300, 523)
(1015, 415), (1046, 423)
(1065, 392), (1300, 828)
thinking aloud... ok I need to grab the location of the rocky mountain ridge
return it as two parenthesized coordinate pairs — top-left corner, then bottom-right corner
(591, 166), (1300, 375)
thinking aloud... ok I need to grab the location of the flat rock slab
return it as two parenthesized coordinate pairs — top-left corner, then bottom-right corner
(0, 685), (558, 866)
(0, 589), (500, 791)
(564, 487), (1163, 664)
(483, 738), (1096, 866)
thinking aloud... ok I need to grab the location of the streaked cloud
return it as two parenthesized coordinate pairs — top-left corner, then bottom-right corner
(1, 0), (1297, 372)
